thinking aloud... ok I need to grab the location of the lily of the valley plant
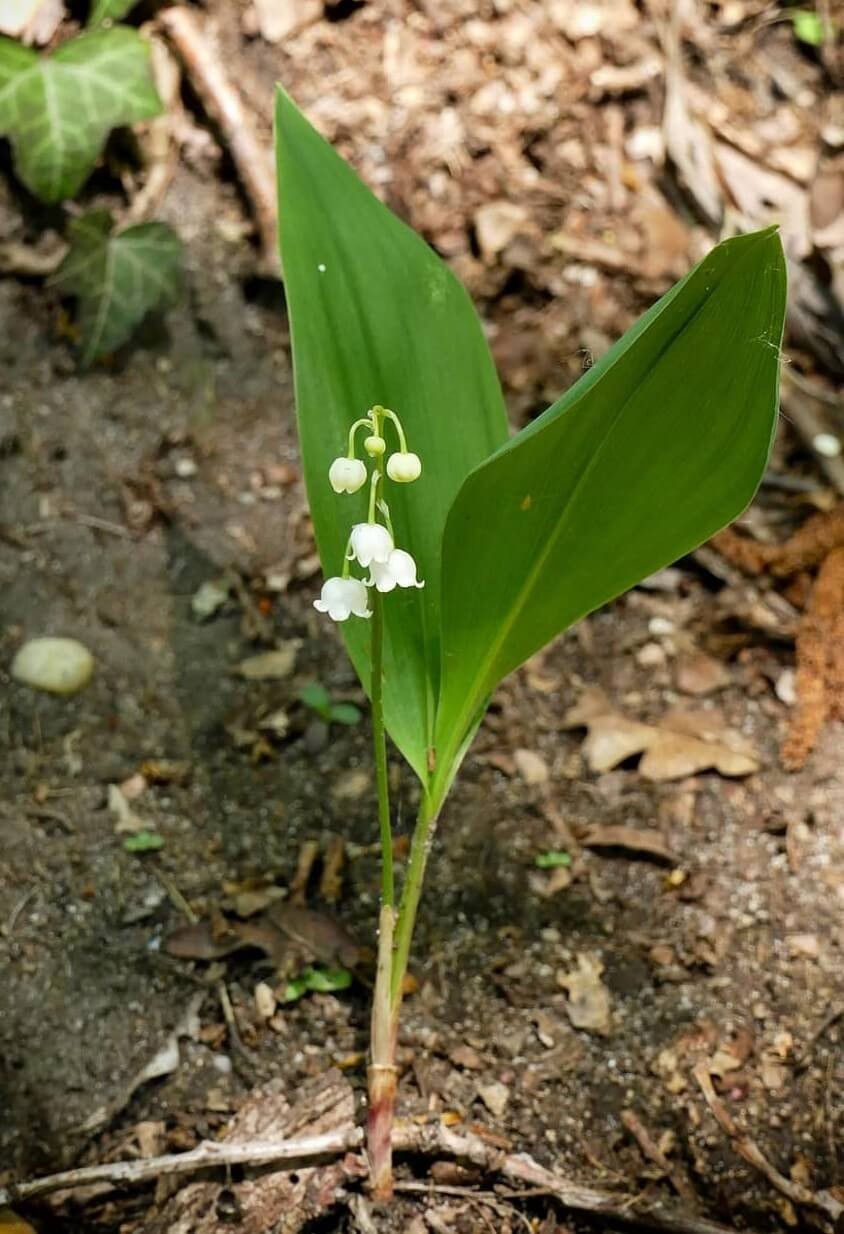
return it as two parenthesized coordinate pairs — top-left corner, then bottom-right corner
(274, 88), (787, 1199)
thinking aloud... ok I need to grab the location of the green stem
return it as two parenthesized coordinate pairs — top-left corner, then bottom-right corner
(389, 792), (438, 1009)
(371, 588), (393, 909)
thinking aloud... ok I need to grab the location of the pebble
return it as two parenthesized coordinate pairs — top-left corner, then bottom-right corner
(11, 637), (94, 695)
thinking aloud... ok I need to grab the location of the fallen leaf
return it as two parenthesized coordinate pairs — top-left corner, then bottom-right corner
(557, 953), (612, 1036)
(235, 640), (302, 680)
(514, 748), (550, 785)
(563, 687), (760, 781)
(476, 1081), (510, 1117)
(108, 782), (146, 834)
(581, 824), (677, 864)
(675, 652), (731, 696)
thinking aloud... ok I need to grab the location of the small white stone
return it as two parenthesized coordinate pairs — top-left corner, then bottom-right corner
(648, 616), (675, 636)
(813, 433), (841, 458)
(254, 981), (277, 1020)
(11, 637), (94, 696)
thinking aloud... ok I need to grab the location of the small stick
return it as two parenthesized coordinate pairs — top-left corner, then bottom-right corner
(0, 1128), (363, 1207)
(621, 1109), (698, 1205)
(2, 1116), (756, 1234)
(158, 7), (278, 274)
(693, 1061), (843, 1224)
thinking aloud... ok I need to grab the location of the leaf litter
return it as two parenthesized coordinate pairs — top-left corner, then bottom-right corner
(563, 687), (760, 780)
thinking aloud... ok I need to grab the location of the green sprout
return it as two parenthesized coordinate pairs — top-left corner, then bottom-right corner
(298, 682), (362, 727)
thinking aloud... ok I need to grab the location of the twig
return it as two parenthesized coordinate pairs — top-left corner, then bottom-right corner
(393, 1121), (750, 1234)
(621, 1109), (698, 1205)
(0, 1129), (363, 1207)
(158, 7), (278, 274)
(2, 1114), (761, 1234)
(693, 1061), (843, 1224)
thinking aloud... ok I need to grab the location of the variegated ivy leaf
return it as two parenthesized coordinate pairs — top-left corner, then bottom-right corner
(88, 0), (140, 28)
(50, 210), (183, 364)
(0, 28), (160, 203)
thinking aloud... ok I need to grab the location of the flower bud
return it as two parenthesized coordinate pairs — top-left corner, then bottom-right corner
(328, 456), (367, 494)
(386, 451), (422, 483)
(313, 576), (371, 622)
(364, 435), (386, 457)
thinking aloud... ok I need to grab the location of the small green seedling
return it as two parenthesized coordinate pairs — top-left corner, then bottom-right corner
(791, 8), (828, 45)
(123, 830), (164, 853)
(280, 965), (353, 1004)
(274, 87), (787, 1196)
(298, 682), (362, 727)
(534, 850), (572, 870)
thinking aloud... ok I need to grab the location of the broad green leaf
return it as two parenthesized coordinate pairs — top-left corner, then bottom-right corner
(89, 0), (139, 26)
(434, 229), (786, 799)
(275, 87), (508, 781)
(0, 28), (160, 202)
(50, 210), (183, 364)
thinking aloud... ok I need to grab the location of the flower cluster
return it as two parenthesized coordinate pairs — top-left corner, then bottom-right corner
(314, 405), (423, 622)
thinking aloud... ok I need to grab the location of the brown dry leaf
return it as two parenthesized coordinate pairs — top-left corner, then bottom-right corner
(563, 688), (760, 781)
(513, 748), (550, 785)
(235, 640), (302, 680)
(557, 953), (612, 1036)
(581, 824), (677, 864)
(675, 652), (731, 696)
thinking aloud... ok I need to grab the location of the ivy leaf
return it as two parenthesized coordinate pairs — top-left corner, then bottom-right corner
(0, 27), (160, 202)
(89, 0), (140, 26)
(50, 210), (183, 364)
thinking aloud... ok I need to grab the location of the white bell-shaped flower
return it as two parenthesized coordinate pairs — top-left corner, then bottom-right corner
(369, 548), (425, 593)
(349, 522), (394, 567)
(386, 451), (422, 483)
(313, 576), (371, 622)
(328, 456), (367, 494)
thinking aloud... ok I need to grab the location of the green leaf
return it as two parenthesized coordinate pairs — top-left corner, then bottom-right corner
(791, 9), (826, 45)
(302, 966), (353, 993)
(434, 228), (786, 800)
(0, 28), (160, 203)
(123, 829), (164, 852)
(50, 210), (183, 364)
(329, 702), (362, 726)
(298, 682), (331, 717)
(280, 975), (309, 1004)
(275, 87), (508, 782)
(89, 0), (139, 26)
(534, 850), (572, 869)
(280, 965), (353, 1003)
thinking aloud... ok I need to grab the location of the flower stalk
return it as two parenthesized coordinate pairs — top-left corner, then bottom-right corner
(313, 402), (426, 1199)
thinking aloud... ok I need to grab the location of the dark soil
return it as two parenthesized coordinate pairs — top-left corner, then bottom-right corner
(1, 3), (842, 1232)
